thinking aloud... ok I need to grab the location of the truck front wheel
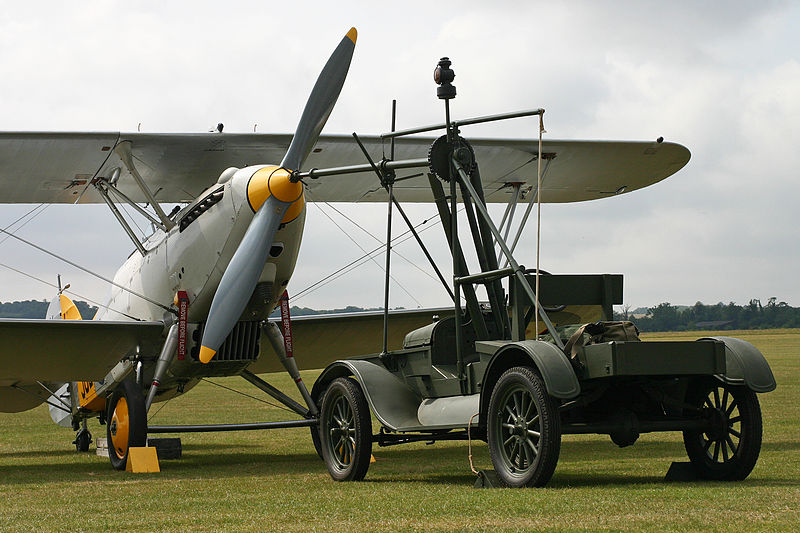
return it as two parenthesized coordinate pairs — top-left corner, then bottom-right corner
(487, 366), (561, 487)
(319, 377), (372, 481)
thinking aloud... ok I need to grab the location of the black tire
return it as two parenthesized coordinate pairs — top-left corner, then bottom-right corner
(487, 366), (561, 488)
(310, 426), (323, 460)
(319, 377), (372, 481)
(683, 378), (762, 481)
(73, 428), (92, 452)
(106, 378), (147, 471)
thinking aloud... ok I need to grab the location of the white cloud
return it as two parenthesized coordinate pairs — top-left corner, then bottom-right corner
(0, 1), (798, 310)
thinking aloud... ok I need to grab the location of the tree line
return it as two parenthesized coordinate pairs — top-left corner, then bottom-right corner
(619, 298), (800, 332)
(2, 298), (797, 333)
(0, 299), (98, 319)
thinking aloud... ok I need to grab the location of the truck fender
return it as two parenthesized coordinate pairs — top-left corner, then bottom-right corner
(312, 360), (422, 431)
(699, 336), (776, 393)
(480, 340), (580, 425)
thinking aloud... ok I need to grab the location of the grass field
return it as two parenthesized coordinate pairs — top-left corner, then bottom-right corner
(1, 329), (798, 531)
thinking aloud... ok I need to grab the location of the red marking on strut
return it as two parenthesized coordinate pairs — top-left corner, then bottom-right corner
(177, 291), (189, 360)
(279, 290), (294, 359)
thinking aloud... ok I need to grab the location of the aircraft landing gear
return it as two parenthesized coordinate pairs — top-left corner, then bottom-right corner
(73, 421), (92, 452)
(106, 378), (147, 470)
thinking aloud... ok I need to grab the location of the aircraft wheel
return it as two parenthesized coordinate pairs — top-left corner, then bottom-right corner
(73, 427), (92, 452)
(487, 366), (561, 487)
(106, 378), (147, 471)
(683, 378), (762, 480)
(319, 377), (372, 481)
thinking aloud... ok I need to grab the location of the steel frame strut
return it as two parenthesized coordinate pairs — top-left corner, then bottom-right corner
(148, 419), (316, 433)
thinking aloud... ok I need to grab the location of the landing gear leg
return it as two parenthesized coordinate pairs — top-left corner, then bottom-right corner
(73, 420), (92, 452)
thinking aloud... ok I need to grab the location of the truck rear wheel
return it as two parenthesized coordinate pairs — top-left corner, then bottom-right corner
(319, 377), (372, 481)
(487, 366), (561, 487)
(683, 378), (762, 480)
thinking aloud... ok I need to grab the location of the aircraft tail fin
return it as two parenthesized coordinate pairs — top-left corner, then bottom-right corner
(44, 287), (83, 425)
(45, 293), (83, 321)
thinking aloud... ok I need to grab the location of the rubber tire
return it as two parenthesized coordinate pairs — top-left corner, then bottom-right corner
(106, 378), (147, 471)
(487, 366), (561, 488)
(74, 429), (92, 452)
(319, 377), (372, 481)
(683, 378), (762, 481)
(310, 426), (323, 460)
(310, 390), (324, 459)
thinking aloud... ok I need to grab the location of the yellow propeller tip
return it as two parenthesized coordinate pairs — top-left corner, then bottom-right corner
(346, 27), (357, 44)
(199, 346), (216, 364)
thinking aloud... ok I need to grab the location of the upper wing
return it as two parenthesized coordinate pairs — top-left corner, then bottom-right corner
(0, 319), (164, 382)
(0, 132), (689, 205)
(303, 136), (690, 204)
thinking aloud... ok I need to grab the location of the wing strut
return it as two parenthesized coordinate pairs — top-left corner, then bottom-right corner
(114, 141), (176, 231)
(95, 182), (147, 255)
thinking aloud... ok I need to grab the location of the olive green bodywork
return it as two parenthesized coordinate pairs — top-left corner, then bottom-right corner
(315, 274), (776, 436)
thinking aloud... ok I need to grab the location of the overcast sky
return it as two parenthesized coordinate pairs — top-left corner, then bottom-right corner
(0, 1), (798, 312)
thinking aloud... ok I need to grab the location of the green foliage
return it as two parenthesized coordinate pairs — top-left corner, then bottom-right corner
(0, 299), (98, 319)
(630, 298), (800, 332)
(271, 305), (402, 318)
(0, 299), (48, 318)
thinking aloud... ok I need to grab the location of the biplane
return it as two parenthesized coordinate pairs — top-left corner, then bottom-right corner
(0, 28), (773, 485)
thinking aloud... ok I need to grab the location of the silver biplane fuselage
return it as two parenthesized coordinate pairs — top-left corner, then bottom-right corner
(92, 165), (306, 396)
(97, 166), (304, 325)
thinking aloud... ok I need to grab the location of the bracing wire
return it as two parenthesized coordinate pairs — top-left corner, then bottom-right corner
(318, 200), (443, 286)
(0, 260), (143, 321)
(0, 226), (174, 314)
(312, 202), (423, 308)
(201, 378), (296, 414)
(294, 184), (509, 303)
(0, 204), (146, 320)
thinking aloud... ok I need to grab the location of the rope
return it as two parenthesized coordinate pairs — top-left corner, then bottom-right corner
(467, 412), (480, 475)
(535, 113), (545, 337)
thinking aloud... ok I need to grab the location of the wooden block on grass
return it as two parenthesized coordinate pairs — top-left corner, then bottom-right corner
(125, 446), (160, 473)
(96, 437), (108, 457)
(147, 437), (182, 460)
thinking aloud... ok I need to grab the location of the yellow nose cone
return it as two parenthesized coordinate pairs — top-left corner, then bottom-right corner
(246, 166), (305, 222)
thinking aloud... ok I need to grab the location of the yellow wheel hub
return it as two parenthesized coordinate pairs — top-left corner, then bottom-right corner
(110, 397), (130, 460)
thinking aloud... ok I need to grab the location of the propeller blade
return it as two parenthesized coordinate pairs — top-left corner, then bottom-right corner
(199, 195), (289, 363)
(280, 27), (357, 171)
(199, 27), (357, 364)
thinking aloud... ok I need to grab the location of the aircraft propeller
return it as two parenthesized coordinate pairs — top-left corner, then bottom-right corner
(198, 27), (357, 364)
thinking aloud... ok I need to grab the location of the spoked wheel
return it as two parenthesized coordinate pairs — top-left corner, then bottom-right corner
(319, 377), (372, 481)
(683, 378), (762, 480)
(487, 366), (561, 487)
(106, 378), (147, 471)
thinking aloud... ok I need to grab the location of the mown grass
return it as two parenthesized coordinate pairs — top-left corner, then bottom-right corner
(1, 329), (798, 531)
